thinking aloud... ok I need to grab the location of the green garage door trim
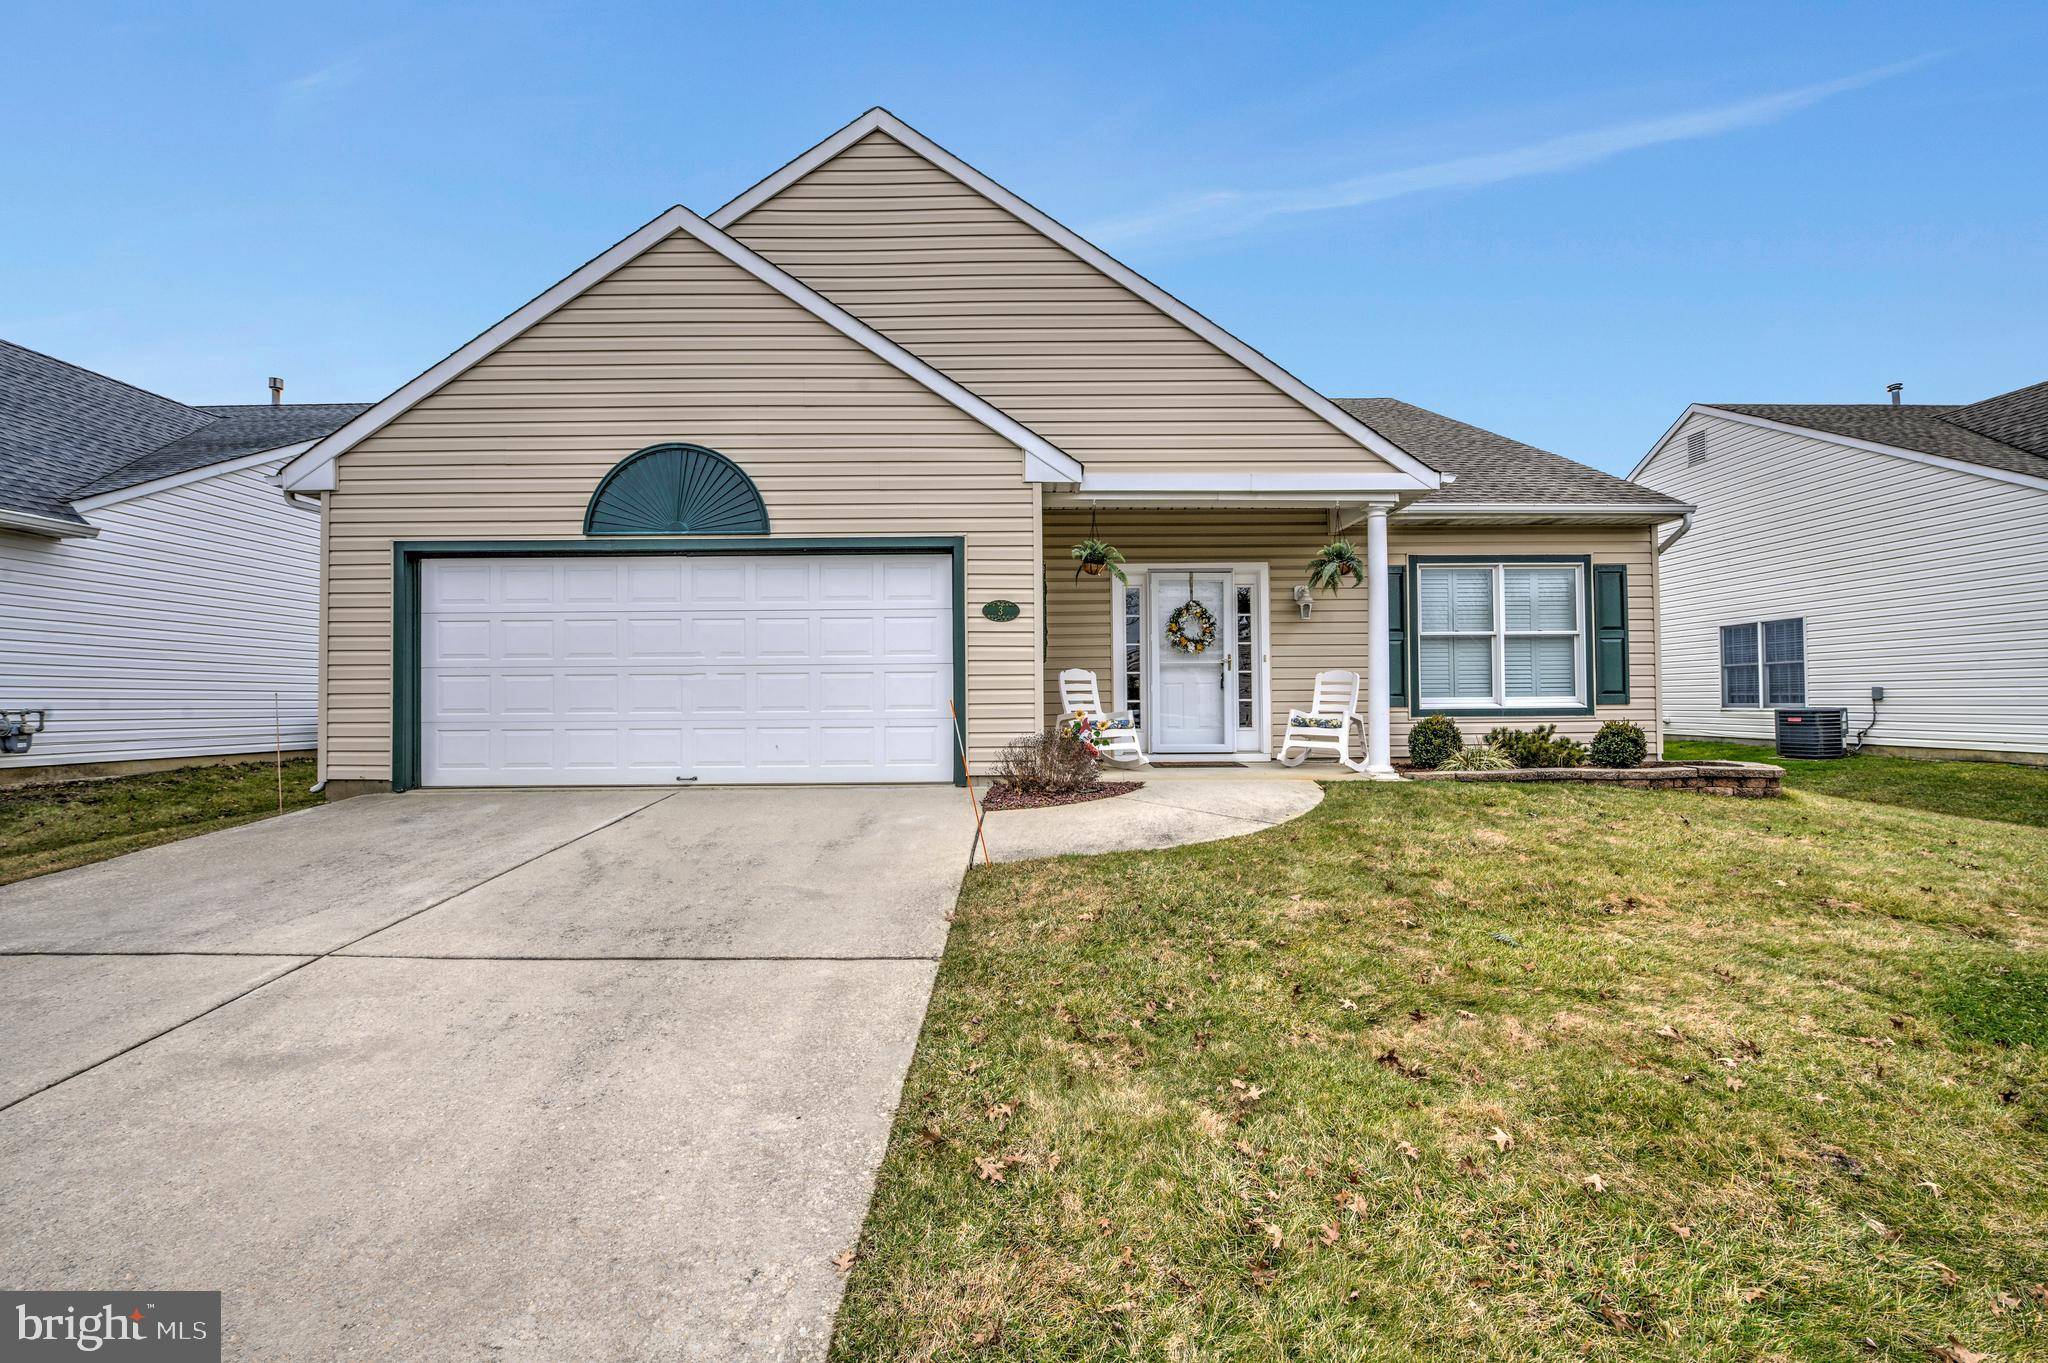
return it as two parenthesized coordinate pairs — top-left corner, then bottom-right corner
(391, 537), (969, 793)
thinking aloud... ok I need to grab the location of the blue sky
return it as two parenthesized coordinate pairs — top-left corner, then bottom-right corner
(3, 1), (2043, 475)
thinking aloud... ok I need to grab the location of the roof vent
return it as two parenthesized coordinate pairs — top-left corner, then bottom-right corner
(1685, 429), (1707, 466)
(1886, 382), (1902, 406)
(268, 376), (284, 407)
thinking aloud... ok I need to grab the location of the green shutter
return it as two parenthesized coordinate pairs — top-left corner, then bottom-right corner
(1593, 564), (1629, 705)
(1386, 566), (1408, 710)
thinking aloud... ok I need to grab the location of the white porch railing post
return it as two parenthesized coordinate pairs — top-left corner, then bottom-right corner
(1364, 501), (1395, 774)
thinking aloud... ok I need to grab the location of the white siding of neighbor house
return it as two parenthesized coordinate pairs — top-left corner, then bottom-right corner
(0, 457), (318, 770)
(1634, 411), (2048, 756)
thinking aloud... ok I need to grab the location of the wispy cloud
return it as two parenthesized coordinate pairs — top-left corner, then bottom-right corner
(278, 55), (365, 105)
(1089, 57), (1936, 246)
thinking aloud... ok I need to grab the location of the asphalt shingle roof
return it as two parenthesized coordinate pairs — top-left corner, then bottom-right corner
(68, 402), (370, 498)
(0, 340), (213, 524)
(1708, 389), (2048, 482)
(1334, 397), (1682, 509)
(0, 338), (364, 523)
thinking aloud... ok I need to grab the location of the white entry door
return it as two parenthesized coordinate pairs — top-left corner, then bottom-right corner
(418, 554), (954, 786)
(1147, 571), (1234, 752)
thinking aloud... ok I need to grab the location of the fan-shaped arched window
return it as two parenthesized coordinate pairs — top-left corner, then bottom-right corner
(583, 443), (769, 536)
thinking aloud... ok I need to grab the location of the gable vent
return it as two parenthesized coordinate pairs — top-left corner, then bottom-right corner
(1685, 429), (1707, 466)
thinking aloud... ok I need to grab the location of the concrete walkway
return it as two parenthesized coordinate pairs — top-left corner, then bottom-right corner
(981, 779), (1323, 862)
(0, 787), (977, 1362)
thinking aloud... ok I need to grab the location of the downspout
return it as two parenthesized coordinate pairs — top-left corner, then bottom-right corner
(1655, 512), (1693, 555)
(280, 486), (327, 790)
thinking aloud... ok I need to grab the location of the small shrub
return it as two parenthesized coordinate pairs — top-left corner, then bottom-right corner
(996, 727), (1100, 794)
(1588, 720), (1649, 769)
(1485, 724), (1586, 769)
(1439, 745), (1513, 771)
(1406, 714), (1464, 770)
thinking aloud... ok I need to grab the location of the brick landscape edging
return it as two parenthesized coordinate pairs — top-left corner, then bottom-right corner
(1405, 760), (1783, 798)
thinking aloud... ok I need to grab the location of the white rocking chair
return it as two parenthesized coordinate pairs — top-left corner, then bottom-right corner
(1057, 668), (1148, 765)
(1277, 669), (1364, 772)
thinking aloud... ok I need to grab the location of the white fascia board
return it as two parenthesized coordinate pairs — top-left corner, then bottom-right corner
(1075, 471), (1425, 494)
(72, 441), (315, 512)
(1049, 491), (1386, 509)
(1634, 404), (2048, 493)
(0, 507), (99, 539)
(1394, 500), (1694, 518)
(280, 203), (1083, 493)
(712, 108), (1442, 492)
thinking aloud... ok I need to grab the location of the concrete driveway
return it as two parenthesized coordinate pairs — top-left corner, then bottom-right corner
(0, 787), (976, 1361)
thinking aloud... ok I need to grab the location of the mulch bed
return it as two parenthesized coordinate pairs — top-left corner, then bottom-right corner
(980, 780), (1144, 812)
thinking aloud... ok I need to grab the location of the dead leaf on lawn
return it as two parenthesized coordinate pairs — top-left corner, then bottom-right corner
(1457, 1009), (1477, 1021)
(1930, 1260), (1959, 1288)
(1319, 1222), (1340, 1247)
(1738, 1286), (1766, 1304)
(1255, 1218), (1283, 1250)
(986, 1101), (1017, 1124)
(1916, 1180), (1942, 1196)
(1669, 1222), (1692, 1240)
(1726, 1076), (1746, 1092)
(1487, 1127), (1514, 1153)
(1376, 1049), (1428, 1081)
(1582, 1173), (1608, 1194)
(831, 1248), (857, 1275)
(1930, 1340), (1989, 1363)
(1395, 1140), (1421, 1163)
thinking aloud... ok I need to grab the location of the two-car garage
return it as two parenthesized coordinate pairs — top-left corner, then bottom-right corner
(413, 550), (958, 787)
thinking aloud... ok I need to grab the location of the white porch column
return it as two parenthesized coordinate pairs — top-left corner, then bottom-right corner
(1364, 500), (1395, 774)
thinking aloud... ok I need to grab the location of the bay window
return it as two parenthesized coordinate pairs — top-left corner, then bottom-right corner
(1416, 562), (1585, 709)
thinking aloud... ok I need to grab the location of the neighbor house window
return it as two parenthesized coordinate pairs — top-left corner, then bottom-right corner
(1416, 563), (1584, 708)
(1720, 618), (1805, 707)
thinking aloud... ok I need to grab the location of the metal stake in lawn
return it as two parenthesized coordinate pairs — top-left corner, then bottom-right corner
(946, 698), (991, 866)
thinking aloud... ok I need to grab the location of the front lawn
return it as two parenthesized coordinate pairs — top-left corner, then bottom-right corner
(0, 758), (320, 887)
(835, 774), (2048, 1360)
(1666, 738), (2048, 829)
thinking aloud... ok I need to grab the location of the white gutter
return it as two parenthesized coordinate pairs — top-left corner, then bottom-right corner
(1393, 501), (1693, 518)
(1656, 511), (1693, 554)
(0, 507), (99, 539)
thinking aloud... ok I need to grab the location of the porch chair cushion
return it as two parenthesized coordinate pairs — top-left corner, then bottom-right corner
(1288, 713), (1347, 730)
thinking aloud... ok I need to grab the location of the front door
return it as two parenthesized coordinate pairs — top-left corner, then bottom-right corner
(1147, 571), (1235, 752)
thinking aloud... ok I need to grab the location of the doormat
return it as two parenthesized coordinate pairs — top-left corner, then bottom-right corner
(1148, 760), (1247, 769)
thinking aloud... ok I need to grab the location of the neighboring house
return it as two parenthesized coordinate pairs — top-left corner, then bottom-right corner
(1632, 382), (2048, 762)
(0, 340), (365, 781)
(277, 109), (1689, 795)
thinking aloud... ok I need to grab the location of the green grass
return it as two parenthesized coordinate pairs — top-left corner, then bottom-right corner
(1666, 738), (2048, 829)
(0, 758), (320, 887)
(834, 770), (2048, 1361)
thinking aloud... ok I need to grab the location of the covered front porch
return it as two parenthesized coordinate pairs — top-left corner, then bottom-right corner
(1043, 493), (1402, 776)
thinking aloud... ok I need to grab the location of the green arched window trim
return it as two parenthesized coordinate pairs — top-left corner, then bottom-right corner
(583, 443), (770, 537)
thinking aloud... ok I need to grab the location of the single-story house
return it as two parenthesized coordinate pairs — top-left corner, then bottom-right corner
(0, 339), (364, 782)
(278, 109), (1690, 795)
(1632, 381), (2048, 762)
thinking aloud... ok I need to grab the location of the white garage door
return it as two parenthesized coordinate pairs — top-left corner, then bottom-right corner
(419, 554), (954, 786)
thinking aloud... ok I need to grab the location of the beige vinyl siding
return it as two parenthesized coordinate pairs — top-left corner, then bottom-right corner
(322, 228), (1039, 782)
(725, 132), (1397, 476)
(1636, 411), (2048, 755)
(1391, 526), (1661, 754)
(1044, 512), (1659, 755)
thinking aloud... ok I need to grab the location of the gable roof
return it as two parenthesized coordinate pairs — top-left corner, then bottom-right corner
(0, 339), (213, 527)
(279, 203), (1085, 494)
(1924, 379), (2048, 460)
(0, 339), (364, 531)
(712, 109), (1441, 492)
(1702, 400), (2048, 483)
(1334, 399), (1684, 513)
